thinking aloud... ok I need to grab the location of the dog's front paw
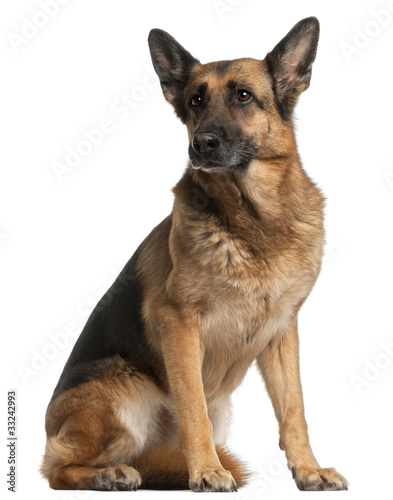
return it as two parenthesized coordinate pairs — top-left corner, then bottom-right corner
(292, 466), (348, 491)
(190, 468), (237, 492)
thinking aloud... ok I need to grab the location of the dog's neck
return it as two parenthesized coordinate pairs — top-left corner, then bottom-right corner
(176, 150), (315, 225)
(172, 154), (324, 269)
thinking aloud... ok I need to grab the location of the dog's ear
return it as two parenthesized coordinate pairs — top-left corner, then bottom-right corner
(265, 17), (319, 119)
(148, 29), (199, 122)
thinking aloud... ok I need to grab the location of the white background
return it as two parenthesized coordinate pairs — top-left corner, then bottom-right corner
(1, 0), (393, 499)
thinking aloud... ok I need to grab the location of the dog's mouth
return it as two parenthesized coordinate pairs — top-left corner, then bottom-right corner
(190, 161), (238, 173)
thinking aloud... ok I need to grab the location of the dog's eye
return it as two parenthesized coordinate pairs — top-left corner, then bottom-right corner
(191, 95), (202, 107)
(237, 90), (252, 103)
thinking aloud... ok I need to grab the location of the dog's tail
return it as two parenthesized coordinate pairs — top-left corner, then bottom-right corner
(132, 444), (250, 490)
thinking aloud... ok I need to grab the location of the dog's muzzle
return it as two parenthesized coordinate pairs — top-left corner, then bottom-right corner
(188, 131), (234, 172)
(188, 126), (257, 172)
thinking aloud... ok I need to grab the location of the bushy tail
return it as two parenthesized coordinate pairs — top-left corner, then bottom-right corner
(132, 444), (250, 490)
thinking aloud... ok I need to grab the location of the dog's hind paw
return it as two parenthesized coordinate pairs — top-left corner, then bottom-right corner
(95, 464), (141, 491)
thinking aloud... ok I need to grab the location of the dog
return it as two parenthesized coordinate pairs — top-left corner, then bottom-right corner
(41, 17), (348, 492)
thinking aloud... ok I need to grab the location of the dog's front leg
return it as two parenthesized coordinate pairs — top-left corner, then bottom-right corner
(159, 306), (237, 492)
(257, 317), (348, 491)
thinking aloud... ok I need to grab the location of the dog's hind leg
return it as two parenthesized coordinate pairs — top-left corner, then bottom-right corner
(41, 363), (167, 490)
(46, 462), (142, 491)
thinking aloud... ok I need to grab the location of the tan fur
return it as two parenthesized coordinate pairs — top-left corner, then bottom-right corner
(132, 444), (250, 490)
(42, 23), (348, 492)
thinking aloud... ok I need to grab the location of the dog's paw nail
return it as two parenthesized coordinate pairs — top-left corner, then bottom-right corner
(319, 483), (325, 490)
(292, 466), (296, 479)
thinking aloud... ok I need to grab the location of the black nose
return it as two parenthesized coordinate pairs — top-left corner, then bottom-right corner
(191, 133), (221, 156)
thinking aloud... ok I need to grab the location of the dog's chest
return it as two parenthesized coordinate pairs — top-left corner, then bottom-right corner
(200, 280), (294, 398)
(194, 227), (319, 398)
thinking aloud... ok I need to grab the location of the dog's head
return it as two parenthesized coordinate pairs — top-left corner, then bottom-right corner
(148, 18), (319, 173)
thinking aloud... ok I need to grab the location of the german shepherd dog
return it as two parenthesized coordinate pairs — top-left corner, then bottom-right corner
(41, 18), (348, 492)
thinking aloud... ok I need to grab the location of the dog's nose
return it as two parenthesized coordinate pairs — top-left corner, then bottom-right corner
(191, 133), (221, 156)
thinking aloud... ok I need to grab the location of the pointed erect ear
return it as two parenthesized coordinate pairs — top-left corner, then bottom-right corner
(148, 29), (199, 122)
(265, 17), (320, 120)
